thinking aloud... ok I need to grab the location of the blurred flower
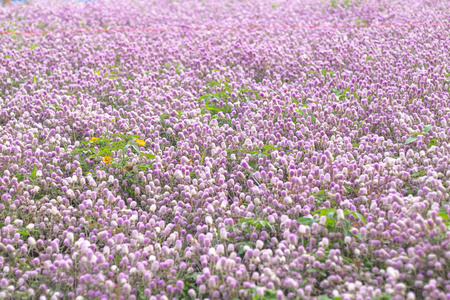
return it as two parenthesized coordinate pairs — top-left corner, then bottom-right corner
(135, 138), (145, 147)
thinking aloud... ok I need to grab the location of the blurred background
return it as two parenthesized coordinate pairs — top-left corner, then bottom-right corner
(2, 0), (25, 3)
(2, 0), (94, 4)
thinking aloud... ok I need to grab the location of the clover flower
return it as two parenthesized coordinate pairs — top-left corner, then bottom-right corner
(1, 0), (449, 299)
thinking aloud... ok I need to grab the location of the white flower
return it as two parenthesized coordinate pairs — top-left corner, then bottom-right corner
(348, 283), (355, 292)
(28, 237), (36, 247)
(284, 196), (293, 205)
(67, 232), (74, 244)
(174, 170), (183, 180)
(98, 231), (108, 240)
(299, 225), (306, 235)
(50, 207), (58, 215)
(386, 267), (399, 280)
(319, 216), (327, 226)
(220, 228), (228, 240)
(67, 189), (75, 198)
(256, 240), (264, 249)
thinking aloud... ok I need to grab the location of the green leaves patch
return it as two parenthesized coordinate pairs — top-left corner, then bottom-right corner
(198, 78), (260, 117)
(297, 208), (366, 240)
(238, 217), (274, 232)
(72, 133), (155, 173)
(30, 165), (37, 180)
(411, 168), (426, 179)
(331, 87), (350, 100)
(405, 124), (432, 145)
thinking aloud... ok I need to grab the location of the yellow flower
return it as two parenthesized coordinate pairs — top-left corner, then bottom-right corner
(103, 156), (112, 164)
(89, 137), (99, 142)
(135, 138), (146, 147)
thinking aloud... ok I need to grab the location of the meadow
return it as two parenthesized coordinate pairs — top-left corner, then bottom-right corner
(0, 0), (450, 299)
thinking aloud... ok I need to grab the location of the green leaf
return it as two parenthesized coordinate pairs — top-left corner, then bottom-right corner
(299, 279), (308, 287)
(238, 88), (260, 99)
(197, 94), (212, 103)
(411, 168), (426, 178)
(429, 139), (437, 147)
(261, 144), (282, 151)
(331, 88), (342, 96)
(131, 144), (140, 154)
(343, 209), (366, 224)
(18, 228), (29, 237)
(409, 132), (423, 135)
(298, 218), (320, 226)
(405, 137), (417, 145)
(313, 208), (337, 217)
(377, 293), (393, 300)
(160, 114), (170, 120)
(30, 165), (37, 180)
(354, 212), (366, 224)
(325, 214), (336, 224)
(355, 233), (364, 241)
(206, 80), (223, 87)
(422, 125), (432, 133)
(200, 149), (207, 165)
(438, 209), (449, 221)
(137, 163), (154, 171)
(140, 153), (155, 159)
(306, 268), (327, 276)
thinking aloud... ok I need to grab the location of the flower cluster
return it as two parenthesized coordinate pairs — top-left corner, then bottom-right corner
(0, 0), (450, 299)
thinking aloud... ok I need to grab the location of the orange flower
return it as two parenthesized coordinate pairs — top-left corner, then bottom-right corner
(103, 156), (112, 164)
(89, 137), (99, 142)
(135, 138), (146, 147)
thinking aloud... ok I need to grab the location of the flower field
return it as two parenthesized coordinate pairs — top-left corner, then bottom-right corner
(1, 0), (450, 299)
